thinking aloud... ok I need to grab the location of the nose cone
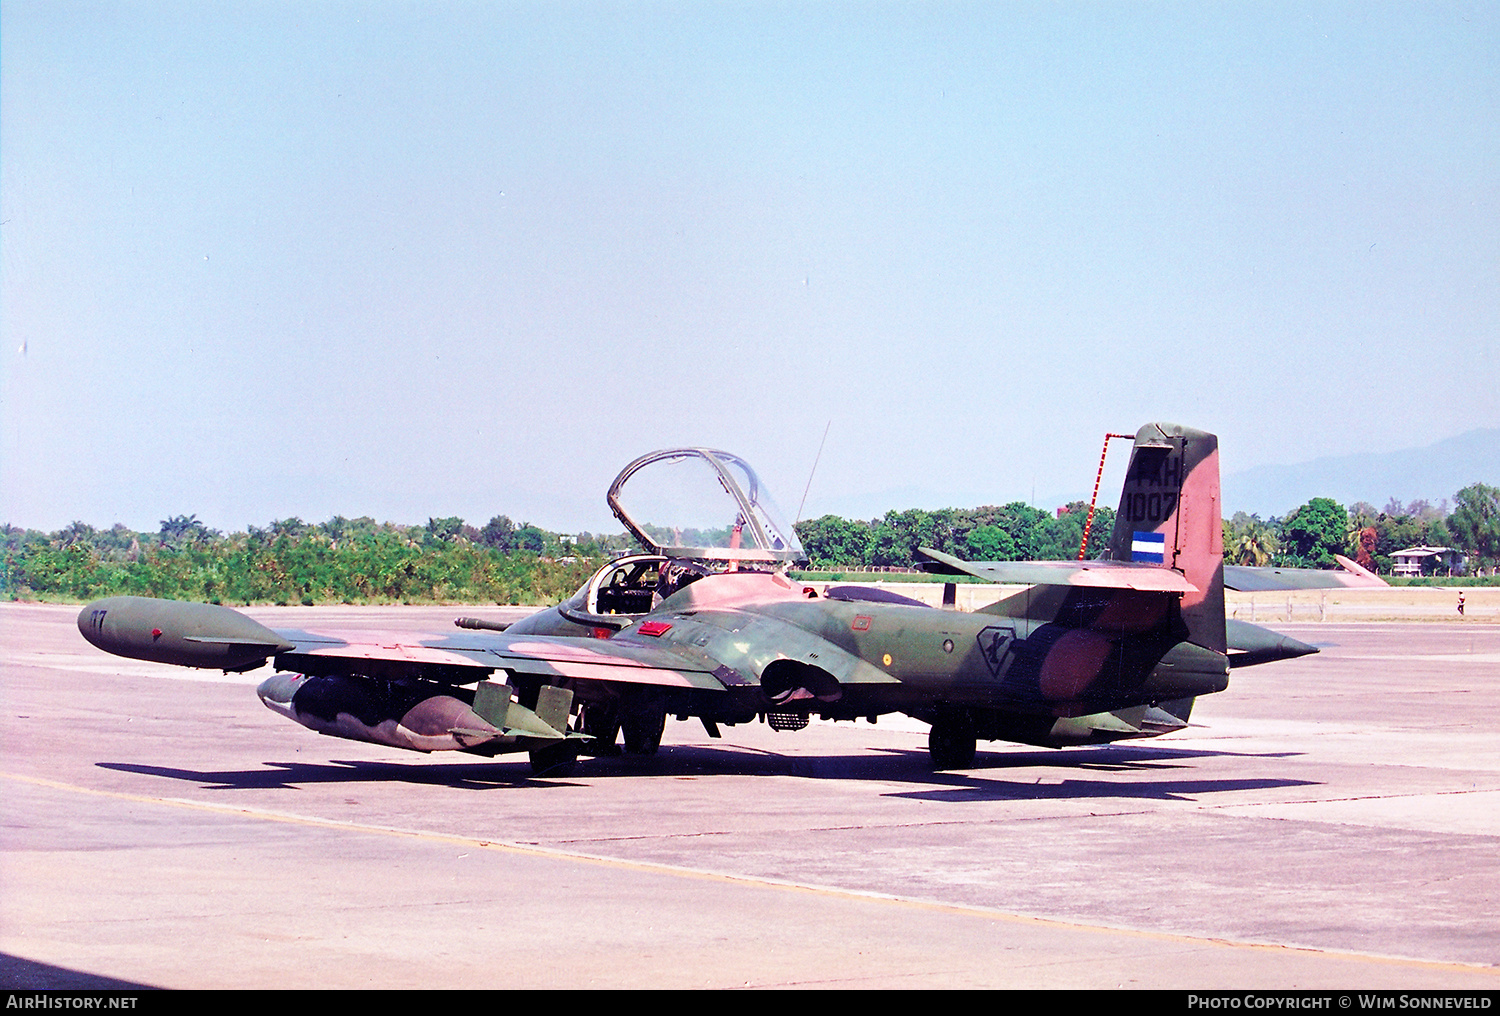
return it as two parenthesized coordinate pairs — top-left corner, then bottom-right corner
(256, 671), (308, 721)
(77, 595), (293, 670)
(256, 671), (301, 706)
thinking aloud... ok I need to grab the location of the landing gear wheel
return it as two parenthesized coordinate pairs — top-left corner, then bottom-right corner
(579, 702), (622, 756)
(529, 742), (579, 776)
(929, 714), (976, 770)
(621, 710), (666, 755)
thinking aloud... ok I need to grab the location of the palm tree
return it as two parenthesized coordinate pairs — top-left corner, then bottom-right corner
(1235, 522), (1278, 567)
(159, 514), (207, 547)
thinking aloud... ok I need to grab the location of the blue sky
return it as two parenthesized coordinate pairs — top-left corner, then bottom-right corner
(3, 2), (1495, 534)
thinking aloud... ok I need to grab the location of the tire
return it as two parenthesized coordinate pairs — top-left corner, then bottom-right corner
(579, 702), (622, 755)
(929, 713), (976, 770)
(621, 709), (666, 755)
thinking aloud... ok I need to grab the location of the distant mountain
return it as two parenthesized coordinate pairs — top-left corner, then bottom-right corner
(1223, 429), (1499, 518)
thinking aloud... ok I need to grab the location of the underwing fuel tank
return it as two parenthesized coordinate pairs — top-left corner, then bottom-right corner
(256, 674), (576, 755)
(77, 596), (293, 672)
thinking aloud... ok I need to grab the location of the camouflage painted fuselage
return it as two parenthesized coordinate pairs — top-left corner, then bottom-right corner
(77, 423), (1360, 770)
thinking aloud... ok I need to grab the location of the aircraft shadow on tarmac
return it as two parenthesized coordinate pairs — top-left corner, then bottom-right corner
(97, 742), (1314, 802)
(0, 951), (159, 990)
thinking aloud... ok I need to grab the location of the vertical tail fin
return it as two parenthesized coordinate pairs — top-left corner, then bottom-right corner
(1107, 423), (1225, 653)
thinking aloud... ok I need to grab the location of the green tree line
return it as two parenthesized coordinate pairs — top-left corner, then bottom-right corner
(1223, 483), (1500, 575)
(7, 480), (1496, 603)
(793, 502), (1118, 570)
(797, 482), (1500, 577)
(0, 513), (633, 605)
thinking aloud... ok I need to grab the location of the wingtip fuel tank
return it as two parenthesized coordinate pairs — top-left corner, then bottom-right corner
(77, 596), (294, 672)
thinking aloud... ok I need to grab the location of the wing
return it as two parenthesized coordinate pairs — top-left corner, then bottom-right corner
(914, 546), (1198, 592)
(78, 595), (735, 761)
(274, 625), (727, 690)
(78, 595), (724, 689)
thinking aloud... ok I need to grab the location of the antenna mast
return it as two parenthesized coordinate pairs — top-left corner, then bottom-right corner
(1079, 432), (1135, 559)
(795, 420), (832, 523)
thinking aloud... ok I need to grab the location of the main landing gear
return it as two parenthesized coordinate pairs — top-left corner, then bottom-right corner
(928, 712), (976, 771)
(575, 700), (666, 757)
(621, 709), (666, 755)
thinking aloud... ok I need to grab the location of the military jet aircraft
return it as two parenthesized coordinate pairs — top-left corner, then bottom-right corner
(77, 423), (1384, 772)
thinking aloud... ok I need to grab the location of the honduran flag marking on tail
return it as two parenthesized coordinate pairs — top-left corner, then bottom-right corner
(1131, 531), (1166, 564)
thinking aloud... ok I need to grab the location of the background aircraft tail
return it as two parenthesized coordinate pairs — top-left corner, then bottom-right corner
(1106, 423), (1226, 654)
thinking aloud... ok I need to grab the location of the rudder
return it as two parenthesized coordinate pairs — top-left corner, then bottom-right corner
(1106, 424), (1225, 654)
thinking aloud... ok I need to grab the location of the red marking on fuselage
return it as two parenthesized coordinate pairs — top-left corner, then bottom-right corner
(1039, 628), (1114, 701)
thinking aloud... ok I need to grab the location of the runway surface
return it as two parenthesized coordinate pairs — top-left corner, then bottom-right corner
(2, 602), (1497, 989)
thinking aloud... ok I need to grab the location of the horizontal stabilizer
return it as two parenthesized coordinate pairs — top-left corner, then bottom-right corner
(1224, 556), (1388, 591)
(916, 547), (1197, 592)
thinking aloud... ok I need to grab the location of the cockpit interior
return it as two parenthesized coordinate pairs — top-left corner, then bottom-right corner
(566, 448), (809, 622)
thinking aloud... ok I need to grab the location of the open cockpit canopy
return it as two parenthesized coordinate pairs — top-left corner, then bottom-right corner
(607, 448), (807, 566)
